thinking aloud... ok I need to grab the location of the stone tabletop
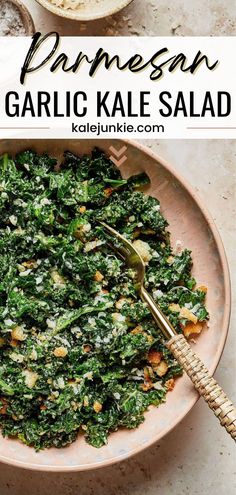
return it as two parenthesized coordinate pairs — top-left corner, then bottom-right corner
(22, 0), (236, 35)
(0, 1), (236, 494)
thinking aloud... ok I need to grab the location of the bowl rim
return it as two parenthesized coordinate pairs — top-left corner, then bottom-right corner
(8, 0), (35, 36)
(34, 0), (134, 21)
(0, 138), (231, 472)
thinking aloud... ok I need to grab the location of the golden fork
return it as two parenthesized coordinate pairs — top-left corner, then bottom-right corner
(100, 221), (236, 440)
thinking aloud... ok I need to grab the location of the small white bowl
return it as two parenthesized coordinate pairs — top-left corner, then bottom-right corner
(35, 0), (134, 21)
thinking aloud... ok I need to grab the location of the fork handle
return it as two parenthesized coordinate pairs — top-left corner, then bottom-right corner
(167, 334), (236, 440)
(140, 287), (236, 440)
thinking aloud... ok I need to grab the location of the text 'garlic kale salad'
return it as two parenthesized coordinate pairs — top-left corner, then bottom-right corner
(0, 149), (208, 450)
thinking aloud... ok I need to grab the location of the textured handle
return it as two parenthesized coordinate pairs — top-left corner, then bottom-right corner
(167, 334), (236, 440)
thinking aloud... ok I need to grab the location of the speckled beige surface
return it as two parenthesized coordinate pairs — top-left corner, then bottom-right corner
(22, 0), (236, 35)
(1, 0), (236, 493)
(34, 0), (134, 22)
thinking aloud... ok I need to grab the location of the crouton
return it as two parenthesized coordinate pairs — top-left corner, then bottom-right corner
(10, 339), (18, 347)
(11, 326), (25, 342)
(154, 360), (168, 377)
(104, 187), (113, 197)
(147, 349), (162, 365)
(53, 346), (68, 358)
(179, 307), (198, 324)
(141, 382), (153, 391)
(141, 367), (153, 391)
(22, 259), (38, 269)
(131, 325), (143, 335)
(169, 303), (181, 313)
(93, 401), (102, 413)
(165, 378), (175, 391)
(83, 344), (92, 353)
(115, 297), (128, 310)
(0, 399), (8, 415)
(198, 285), (208, 293)
(94, 270), (104, 282)
(22, 370), (39, 389)
(51, 270), (66, 286)
(132, 239), (152, 263)
(182, 321), (203, 338)
(169, 303), (198, 324)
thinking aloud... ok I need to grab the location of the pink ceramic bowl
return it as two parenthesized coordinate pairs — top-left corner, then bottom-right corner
(0, 139), (231, 471)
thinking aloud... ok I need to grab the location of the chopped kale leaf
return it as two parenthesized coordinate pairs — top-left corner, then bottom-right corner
(0, 149), (208, 451)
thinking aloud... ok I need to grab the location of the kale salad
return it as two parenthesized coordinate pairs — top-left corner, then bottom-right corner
(0, 149), (208, 450)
